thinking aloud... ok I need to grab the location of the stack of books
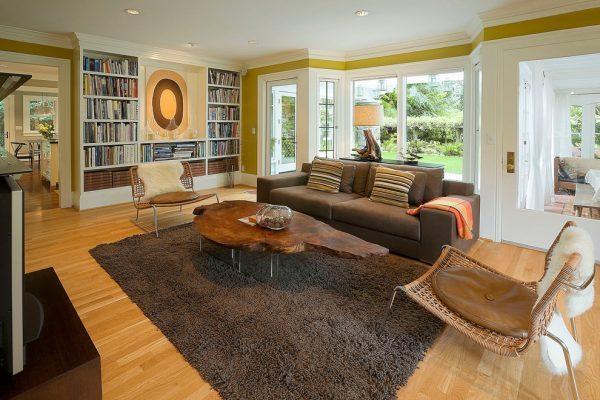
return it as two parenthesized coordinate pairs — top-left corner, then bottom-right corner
(173, 143), (196, 159)
(84, 122), (137, 143)
(83, 57), (138, 76)
(83, 75), (138, 98)
(85, 98), (138, 120)
(208, 70), (240, 87)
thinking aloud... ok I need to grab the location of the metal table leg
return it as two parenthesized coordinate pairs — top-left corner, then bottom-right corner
(270, 253), (279, 278)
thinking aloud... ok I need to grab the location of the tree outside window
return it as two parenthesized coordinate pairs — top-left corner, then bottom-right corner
(595, 104), (600, 159)
(570, 105), (582, 157)
(23, 95), (57, 135)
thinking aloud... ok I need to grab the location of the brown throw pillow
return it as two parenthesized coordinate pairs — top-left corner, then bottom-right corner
(366, 167), (426, 205)
(369, 167), (415, 208)
(340, 165), (356, 193)
(306, 158), (344, 193)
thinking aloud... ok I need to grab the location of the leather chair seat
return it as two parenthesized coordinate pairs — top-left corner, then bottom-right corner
(432, 265), (537, 338)
(149, 191), (203, 205)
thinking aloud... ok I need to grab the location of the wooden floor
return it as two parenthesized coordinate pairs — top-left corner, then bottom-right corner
(18, 162), (60, 212)
(24, 186), (599, 400)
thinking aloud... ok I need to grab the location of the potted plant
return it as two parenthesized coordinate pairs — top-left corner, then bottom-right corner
(38, 122), (54, 140)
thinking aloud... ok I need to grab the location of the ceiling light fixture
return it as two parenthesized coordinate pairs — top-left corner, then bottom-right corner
(186, 42), (197, 48)
(570, 91), (575, 95)
(355, 10), (369, 17)
(248, 40), (258, 45)
(124, 8), (141, 15)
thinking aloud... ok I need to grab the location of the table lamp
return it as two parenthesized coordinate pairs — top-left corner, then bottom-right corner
(352, 102), (383, 160)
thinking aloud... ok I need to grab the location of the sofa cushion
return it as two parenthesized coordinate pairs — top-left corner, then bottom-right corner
(270, 185), (361, 220)
(307, 158), (344, 193)
(366, 169), (427, 205)
(366, 163), (442, 202)
(332, 197), (420, 240)
(340, 165), (356, 193)
(369, 167), (415, 208)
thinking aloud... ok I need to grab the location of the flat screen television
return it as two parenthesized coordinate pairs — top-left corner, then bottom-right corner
(0, 174), (25, 375)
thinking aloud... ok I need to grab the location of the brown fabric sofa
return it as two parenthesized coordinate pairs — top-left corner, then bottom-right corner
(257, 159), (480, 264)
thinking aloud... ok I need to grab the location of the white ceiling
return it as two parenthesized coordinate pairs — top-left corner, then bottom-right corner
(539, 54), (600, 92)
(0, 0), (531, 62)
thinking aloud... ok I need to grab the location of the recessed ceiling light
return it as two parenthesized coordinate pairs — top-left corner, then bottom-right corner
(570, 91), (575, 95)
(248, 40), (258, 45)
(185, 42), (197, 48)
(355, 10), (369, 17)
(124, 8), (141, 15)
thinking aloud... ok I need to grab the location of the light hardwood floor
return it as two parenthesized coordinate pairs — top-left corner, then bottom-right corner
(24, 185), (599, 400)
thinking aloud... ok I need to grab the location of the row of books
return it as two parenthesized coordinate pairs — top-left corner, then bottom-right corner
(83, 56), (138, 76)
(208, 69), (240, 87)
(85, 98), (138, 120)
(208, 106), (239, 121)
(210, 140), (239, 156)
(83, 122), (137, 143)
(84, 145), (137, 167)
(140, 144), (153, 163)
(153, 143), (199, 161)
(208, 122), (239, 138)
(208, 88), (240, 104)
(83, 75), (139, 98)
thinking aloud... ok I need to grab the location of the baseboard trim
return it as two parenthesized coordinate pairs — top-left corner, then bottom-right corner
(240, 173), (257, 187)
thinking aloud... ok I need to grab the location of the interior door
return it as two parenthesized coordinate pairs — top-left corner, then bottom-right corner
(500, 43), (600, 259)
(267, 80), (297, 175)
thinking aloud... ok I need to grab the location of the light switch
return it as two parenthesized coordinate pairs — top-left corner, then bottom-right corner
(252, 128), (256, 135)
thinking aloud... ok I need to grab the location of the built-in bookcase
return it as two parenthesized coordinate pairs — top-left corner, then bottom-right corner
(207, 68), (241, 174)
(77, 48), (242, 208)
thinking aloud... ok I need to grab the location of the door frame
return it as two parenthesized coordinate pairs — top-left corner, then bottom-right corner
(257, 70), (305, 177)
(486, 26), (600, 259)
(0, 50), (72, 208)
(268, 81), (297, 174)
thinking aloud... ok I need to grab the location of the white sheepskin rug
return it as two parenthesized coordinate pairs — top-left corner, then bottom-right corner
(537, 226), (595, 375)
(136, 161), (186, 202)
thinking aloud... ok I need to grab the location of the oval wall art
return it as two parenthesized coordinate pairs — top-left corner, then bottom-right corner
(146, 69), (189, 133)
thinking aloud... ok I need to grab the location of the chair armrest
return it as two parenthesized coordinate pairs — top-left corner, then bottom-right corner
(418, 194), (480, 264)
(256, 172), (309, 203)
(443, 180), (474, 196)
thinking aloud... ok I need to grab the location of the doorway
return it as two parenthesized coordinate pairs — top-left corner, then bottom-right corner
(267, 80), (297, 175)
(500, 46), (600, 258)
(0, 61), (61, 212)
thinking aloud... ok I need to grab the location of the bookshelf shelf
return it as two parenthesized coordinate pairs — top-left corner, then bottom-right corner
(83, 142), (137, 147)
(84, 119), (138, 123)
(84, 163), (137, 171)
(207, 84), (239, 89)
(208, 102), (239, 106)
(83, 70), (138, 79)
(207, 120), (239, 123)
(207, 137), (239, 141)
(83, 95), (138, 101)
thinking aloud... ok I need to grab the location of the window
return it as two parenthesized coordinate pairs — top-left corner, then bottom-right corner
(594, 104), (600, 158)
(352, 78), (397, 156)
(569, 105), (582, 157)
(405, 72), (464, 180)
(318, 80), (336, 159)
(23, 94), (58, 135)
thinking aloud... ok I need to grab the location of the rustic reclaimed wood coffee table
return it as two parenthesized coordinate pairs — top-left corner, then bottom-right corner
(192, 200), (388, 277)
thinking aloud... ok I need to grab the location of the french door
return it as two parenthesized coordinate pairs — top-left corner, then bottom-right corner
(266, 79), (297, 175)
(500, 40), (600, 258)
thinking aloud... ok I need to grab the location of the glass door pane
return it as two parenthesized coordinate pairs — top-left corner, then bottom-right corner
(0, 100), (5, 150)
(405, 71), (464, 180)
(318, 80), (335, 158)
(268, 82), (297, 175)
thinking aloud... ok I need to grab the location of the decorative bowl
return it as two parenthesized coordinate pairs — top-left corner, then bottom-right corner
(256, 204), (293, 230)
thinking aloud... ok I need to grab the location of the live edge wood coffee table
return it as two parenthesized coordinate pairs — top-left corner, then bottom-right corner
(192, 200), (388, 277)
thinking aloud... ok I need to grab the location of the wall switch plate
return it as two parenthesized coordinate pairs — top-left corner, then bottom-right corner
(252, 128), (256, 135)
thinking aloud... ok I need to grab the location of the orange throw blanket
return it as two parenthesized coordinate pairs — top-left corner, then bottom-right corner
(407, 197), (474, 240)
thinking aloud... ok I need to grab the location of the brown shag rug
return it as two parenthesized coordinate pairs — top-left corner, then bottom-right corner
(90, 223), (444, 400)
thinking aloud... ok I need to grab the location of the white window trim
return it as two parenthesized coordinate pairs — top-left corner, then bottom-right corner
(22, 94), (59, 135)
(345, 56), (473, 182)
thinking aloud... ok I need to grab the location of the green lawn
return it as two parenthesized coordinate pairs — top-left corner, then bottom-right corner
(381, 151), (463, 175)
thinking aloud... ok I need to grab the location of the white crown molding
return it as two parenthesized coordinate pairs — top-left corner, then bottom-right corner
(465, 17), (484, 41)
(306, 49), (346, 62)
(243, 49), (311, 70)
(344, 32), (471, 61)
(74, 33), (242, 71)
(0, 25), (73, 49)
(480, 0), (600, 28)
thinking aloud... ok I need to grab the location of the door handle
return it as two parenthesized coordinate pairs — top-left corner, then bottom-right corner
(507, 151), (515, 173)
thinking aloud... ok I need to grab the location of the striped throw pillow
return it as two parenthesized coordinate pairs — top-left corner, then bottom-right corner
(307, 158), (344, 193)
(369, 167), (415, 208)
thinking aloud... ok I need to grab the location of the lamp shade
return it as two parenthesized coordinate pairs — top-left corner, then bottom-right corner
(353, 103), (383, 127)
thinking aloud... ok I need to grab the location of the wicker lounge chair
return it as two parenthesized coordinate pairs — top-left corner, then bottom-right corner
(130, 162), (219, 237)
(385, 221), (595, 400)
